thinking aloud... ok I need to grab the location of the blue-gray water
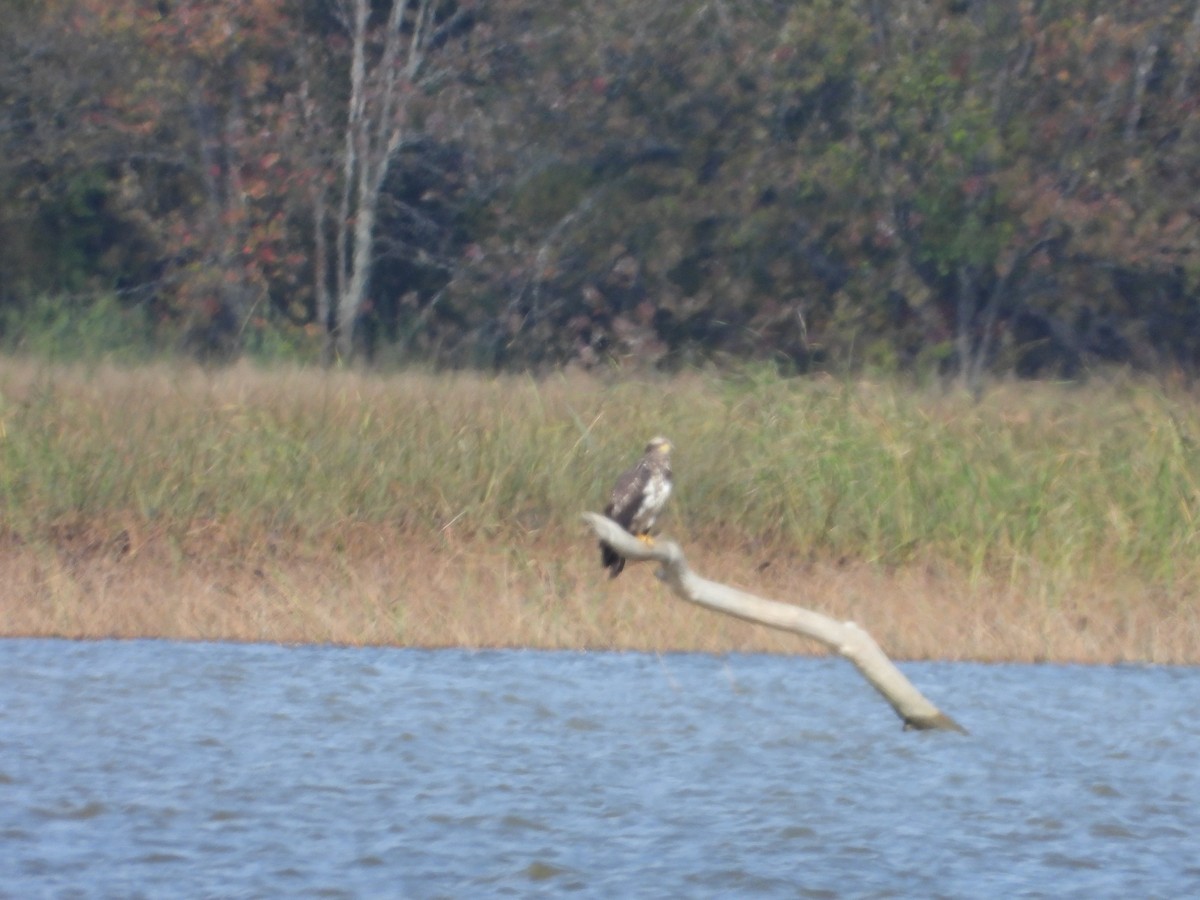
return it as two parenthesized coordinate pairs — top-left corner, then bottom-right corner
(1, 640), (1198, 898)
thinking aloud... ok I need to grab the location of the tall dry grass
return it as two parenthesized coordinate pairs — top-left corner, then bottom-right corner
(2, 356), (1199, 662)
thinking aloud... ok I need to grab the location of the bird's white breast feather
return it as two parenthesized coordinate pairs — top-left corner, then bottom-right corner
(630, 474), (671, 533)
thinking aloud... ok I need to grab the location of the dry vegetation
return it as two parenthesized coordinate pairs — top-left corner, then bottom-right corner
(2, 356), (1199, 663)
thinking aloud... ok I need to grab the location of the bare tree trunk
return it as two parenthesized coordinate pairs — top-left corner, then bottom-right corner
(330, 0), (433, 364)
(186, 73), (246, 347)
(1175, 2), (1200, 108)
(582, 513), (967, 734)
(964, 265), (1009, 398)
(291, 46), (337, 366)
(1126, 29), (1160, 145)
(954, 266), (977, 395)
(312, 182), (335, 367)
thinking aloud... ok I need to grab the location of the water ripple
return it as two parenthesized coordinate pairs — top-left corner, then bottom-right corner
(0, 641), (1198, 897)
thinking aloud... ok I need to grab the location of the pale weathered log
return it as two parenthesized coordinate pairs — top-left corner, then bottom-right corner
(583, 513), (967, 734)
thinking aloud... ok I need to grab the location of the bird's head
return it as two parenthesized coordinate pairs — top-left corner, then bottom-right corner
(644, 436), (672, 457)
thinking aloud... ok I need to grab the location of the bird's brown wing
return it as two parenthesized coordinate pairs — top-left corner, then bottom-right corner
(600, 459), (650, 577)
(604, 459), (649, 530)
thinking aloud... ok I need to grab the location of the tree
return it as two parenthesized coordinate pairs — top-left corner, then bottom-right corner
(316, 0), (474, 363)
(61, 0), (476, 362)
(8, 0), (1200, 374)
(69, 0), (314, 356)
(0, 0), (166, 310)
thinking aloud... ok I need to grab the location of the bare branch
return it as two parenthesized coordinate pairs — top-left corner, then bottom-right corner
(582, 513), (967, 734)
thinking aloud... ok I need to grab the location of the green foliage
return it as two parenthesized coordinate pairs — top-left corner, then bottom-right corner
(3, 1), (1200, 374)
(508, 163), (599, 229)
(0, 294), (157, 362)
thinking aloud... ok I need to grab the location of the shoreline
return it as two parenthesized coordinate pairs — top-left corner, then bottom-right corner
(5, 358), (1200, 666)
(4, 526), (1196, 666)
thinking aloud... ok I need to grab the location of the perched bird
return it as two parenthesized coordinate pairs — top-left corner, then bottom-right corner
(600, 436), (673, 578)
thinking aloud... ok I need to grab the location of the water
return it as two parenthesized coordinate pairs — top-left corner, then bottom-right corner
(1, 640), (1198, 899)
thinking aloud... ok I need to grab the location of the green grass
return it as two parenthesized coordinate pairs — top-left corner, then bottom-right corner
(3, 356), (1200, 590)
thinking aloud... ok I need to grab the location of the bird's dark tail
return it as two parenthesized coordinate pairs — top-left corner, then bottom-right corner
(599, 541), (625, 578)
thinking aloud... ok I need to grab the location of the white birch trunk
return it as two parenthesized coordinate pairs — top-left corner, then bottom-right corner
(331, 0), (431, 363)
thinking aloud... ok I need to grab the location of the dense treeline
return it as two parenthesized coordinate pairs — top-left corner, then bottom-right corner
(2, 1), (1199, 381)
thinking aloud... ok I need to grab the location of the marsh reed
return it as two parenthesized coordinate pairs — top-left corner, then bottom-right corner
(2, 357), (1199, 662)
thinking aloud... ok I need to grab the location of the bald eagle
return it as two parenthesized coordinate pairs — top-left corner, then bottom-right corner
(600, 436), (673, 578)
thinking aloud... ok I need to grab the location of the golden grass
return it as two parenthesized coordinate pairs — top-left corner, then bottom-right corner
(4, 523), (1198, 663)
(2, 356), (1200, 663)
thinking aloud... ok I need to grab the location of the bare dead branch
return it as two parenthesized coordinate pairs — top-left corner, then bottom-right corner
(583, 512), (967, 734)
